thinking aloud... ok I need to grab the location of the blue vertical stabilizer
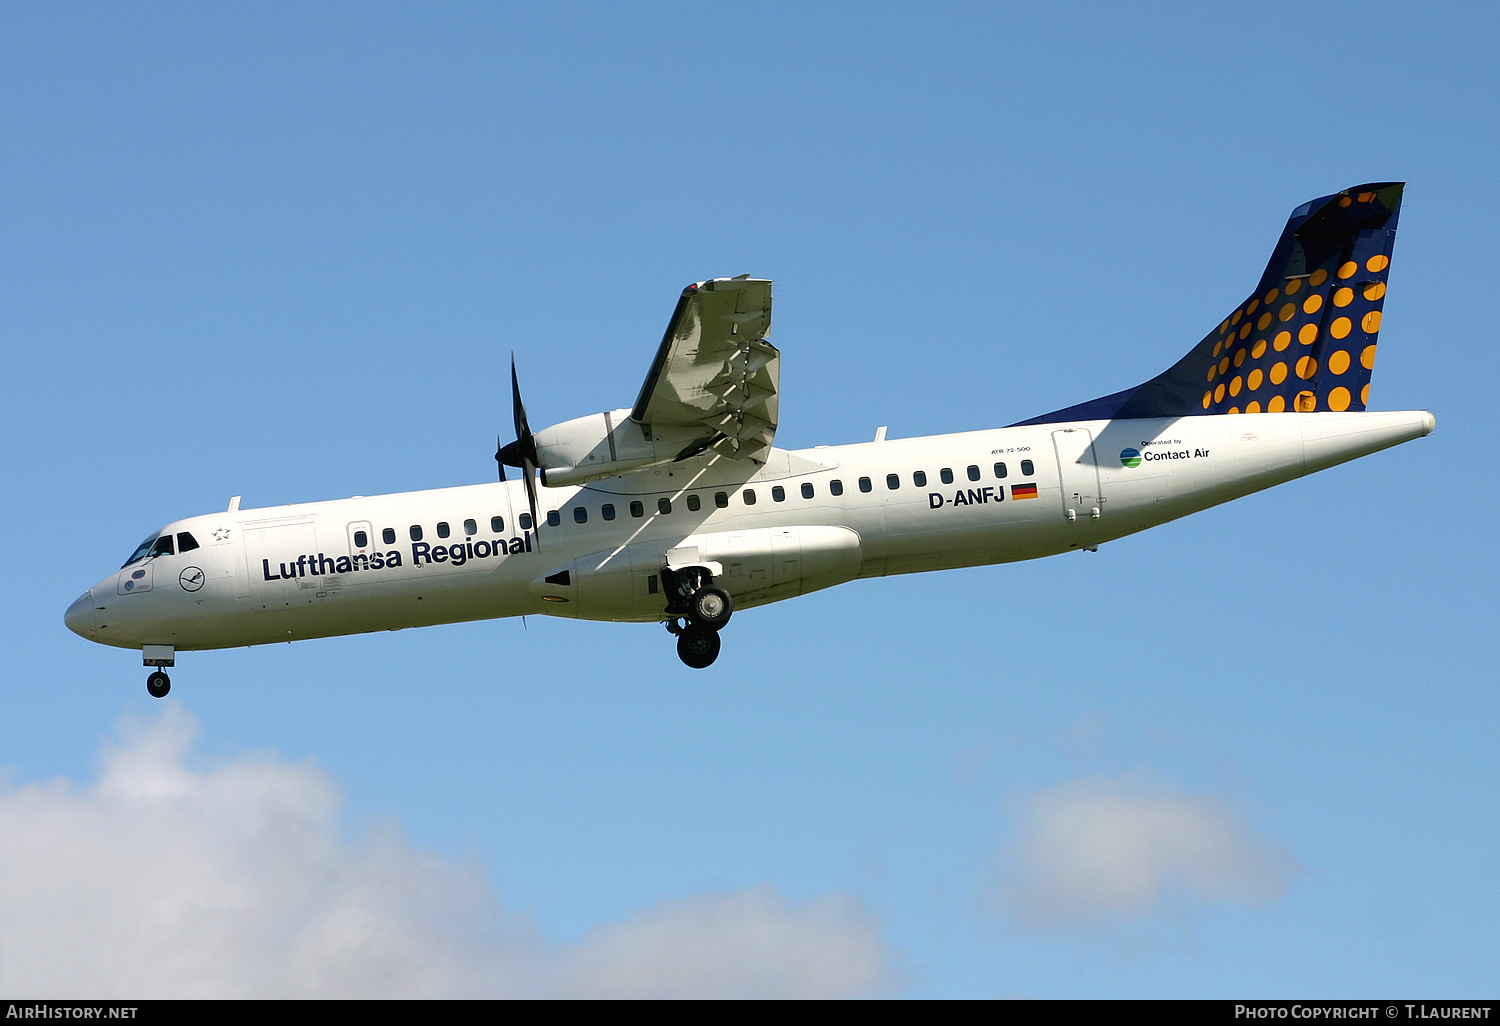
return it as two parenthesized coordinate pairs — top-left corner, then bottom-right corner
(1014, 183), (1403, 425)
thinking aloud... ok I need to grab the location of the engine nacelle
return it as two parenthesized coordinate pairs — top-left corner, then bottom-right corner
(533, 409), (710, 487)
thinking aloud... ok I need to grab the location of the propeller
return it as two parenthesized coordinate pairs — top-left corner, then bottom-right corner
(495, 355), (543, 534)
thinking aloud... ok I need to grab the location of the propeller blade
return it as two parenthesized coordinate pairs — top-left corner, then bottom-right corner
(511, 355), (535, 464)
(505, 356), (542, 534)
(497, 355), (539, 469)
(495, 354), (543, 534)
(521, 456), (541, 535)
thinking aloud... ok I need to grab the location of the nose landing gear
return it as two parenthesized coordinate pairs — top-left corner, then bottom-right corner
(662, 568), (734, 669)
(143, 644), (175, 699)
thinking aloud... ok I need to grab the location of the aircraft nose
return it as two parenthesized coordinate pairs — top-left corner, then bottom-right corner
(65, 590), (94, 638)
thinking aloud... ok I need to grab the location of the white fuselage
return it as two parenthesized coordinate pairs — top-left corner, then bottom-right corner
(65, 411), (1434, 653)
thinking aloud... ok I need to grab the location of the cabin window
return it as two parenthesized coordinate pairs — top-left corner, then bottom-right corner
(772, 486), (786, 502)
(602, 504), (615, 521)
(913, 471), (926, 488)
(687, 494), (701, 512)
(715, 491), (729, 508)
(886, 473), (900, 490)
(743, 489), (757, 505)
(940, 468), (954, 484)
(464, 519), (478, 536)
(437, 522), (451, 539)
(1021, 459), (1034, 476)
(177, 532), (200, 552)
(148, 535), (175, 558)
(519, 513), (533, 531)
(546, 510), (561, 528)
(801, 482), (814, 499)
(490, 516), (504, 533)
(353, 530), (368, 548)
(858, 477), (872, 493)
(574, 507), (588, 524)
(383, 527), (396, 545)
(830, 479), (844, 496)
(630, 501), (644, 518)
(409, 525), (423, 542)
(967, 465), (980, 482)
(994, 462), (1008, 479)
(658, 497), (672, 515)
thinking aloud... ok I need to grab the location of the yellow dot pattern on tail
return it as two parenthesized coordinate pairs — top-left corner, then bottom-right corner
(1014, 183), (1403, 427)
(1202, 188), (1396, 415)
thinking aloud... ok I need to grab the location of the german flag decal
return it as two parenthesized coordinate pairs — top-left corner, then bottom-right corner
(1011, 483), (1039, 500)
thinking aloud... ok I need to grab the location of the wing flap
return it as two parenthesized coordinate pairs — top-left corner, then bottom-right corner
(632, 277), (778, 462)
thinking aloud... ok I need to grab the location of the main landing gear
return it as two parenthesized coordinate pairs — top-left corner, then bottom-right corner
(662, 568), (734, 669)
(146, 671), (171, 699)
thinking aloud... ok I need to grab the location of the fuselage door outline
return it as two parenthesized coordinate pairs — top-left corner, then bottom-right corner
(1051, 428), (1103, 525)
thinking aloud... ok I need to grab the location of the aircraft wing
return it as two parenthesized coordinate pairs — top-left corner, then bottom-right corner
(631, 276), (779, 463)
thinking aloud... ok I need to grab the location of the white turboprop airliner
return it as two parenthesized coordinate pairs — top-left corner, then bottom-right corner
(68, 183), (1433, 697)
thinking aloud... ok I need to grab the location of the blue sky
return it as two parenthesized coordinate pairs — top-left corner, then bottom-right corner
(2, 1), (1496, 997)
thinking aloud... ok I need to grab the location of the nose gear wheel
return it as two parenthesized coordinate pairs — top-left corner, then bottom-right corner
(146, 671), (171, 699)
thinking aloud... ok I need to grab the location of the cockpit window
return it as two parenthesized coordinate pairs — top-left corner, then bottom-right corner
(123, 533), (158, 567)
(123, 531), (175, 567)
(177, 532), (200, 553)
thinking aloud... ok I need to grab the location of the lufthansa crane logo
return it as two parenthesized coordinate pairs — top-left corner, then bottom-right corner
(178, 567), (206, 592)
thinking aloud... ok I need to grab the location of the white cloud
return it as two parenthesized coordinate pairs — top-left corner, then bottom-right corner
(549, 888), (888, 999)
(997, 772), (1299, 934)
(0, 707), (893, 998)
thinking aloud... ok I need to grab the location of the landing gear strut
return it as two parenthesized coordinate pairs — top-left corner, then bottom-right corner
(662, 568), (734, 669)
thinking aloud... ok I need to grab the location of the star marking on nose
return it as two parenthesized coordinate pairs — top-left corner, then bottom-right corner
(213, 528), (230, 541)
